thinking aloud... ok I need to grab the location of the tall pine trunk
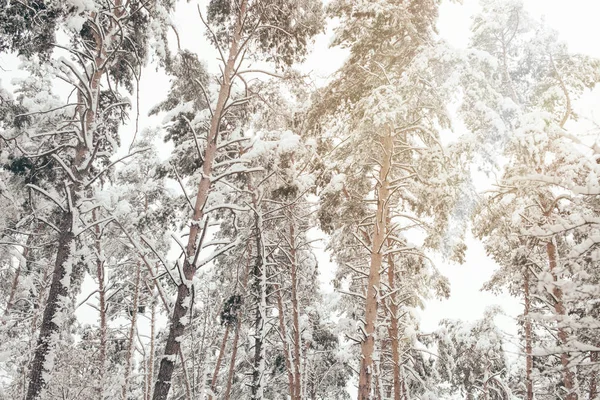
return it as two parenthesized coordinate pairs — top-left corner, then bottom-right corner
(26, 217), (74, 399)
(25, 2), (123, 394)
(152, 2), (248, 398)
(358, 132), (393, 400)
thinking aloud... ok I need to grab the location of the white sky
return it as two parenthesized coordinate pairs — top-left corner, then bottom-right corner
(74, 0), (600, 358)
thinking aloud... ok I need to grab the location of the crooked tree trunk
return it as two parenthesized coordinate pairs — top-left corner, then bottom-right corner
(152, 2), (248, 398)
(523, 265), (534, 400)
(358, 132), (393, 400)
(546, 238), (576, 400)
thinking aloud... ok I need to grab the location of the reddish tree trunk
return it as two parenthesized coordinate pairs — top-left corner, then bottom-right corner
(208, 324), (230, 399)
(358, 132), (393, 400)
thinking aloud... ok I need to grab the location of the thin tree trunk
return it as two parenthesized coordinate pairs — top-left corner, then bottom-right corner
(224, 250), (251, 400)
(289, 221), (303, 400)
(93, 208), (107, 400)
(208, 324), (230, 399)
(524, 265), (534, 400)
(358, 132), (393, 400)
(122, 260), (142, 399)
(251, 219), (267, 400)
(152, 1), (248, 398)
(387, 248), (401, 400)
(146, 279), (157, 400)
(275, 283), (296, 399)
(590, 350), (598, 400)
(546, 238), (576, 400)
(224, 320), (241, 400)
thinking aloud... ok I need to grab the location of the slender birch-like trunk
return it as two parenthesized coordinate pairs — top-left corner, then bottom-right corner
(358, 131), (393, 400)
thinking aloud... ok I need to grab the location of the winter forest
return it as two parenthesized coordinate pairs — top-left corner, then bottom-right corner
(1, 0), (600, 399)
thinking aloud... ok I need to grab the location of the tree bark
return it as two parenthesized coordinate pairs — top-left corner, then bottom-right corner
(251, 217), (267, 400)
(358, 132), (393, 400)
(546, 238), (576, 400)
(387, 251), (401, 400)
(224, 251), (251, 400)
(590, 350), (598, 400)
(224, 321), (241, 400)
(93, 208), (107, 400)
(275, 283), (296, 400)
(208, 324), (230, 399)
(146, 279), (157, 400)
(26, 217), (74, 399)
(122, 260), (142, 399)
(152, 1), (248, 398)
(25, 1), (122, 393)
(289, 221), (303, 400)
(523, 265), (534, 400)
